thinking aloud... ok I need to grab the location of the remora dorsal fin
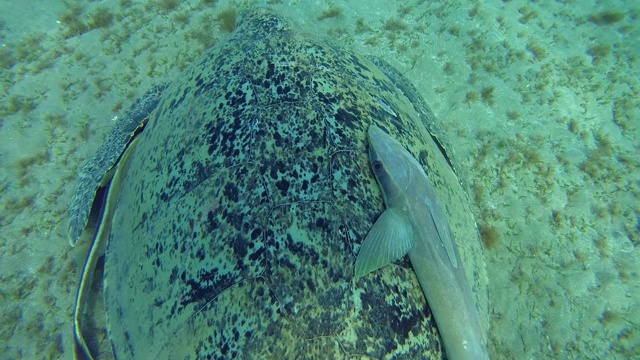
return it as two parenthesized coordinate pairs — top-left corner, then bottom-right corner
(423, 196), (458, 269)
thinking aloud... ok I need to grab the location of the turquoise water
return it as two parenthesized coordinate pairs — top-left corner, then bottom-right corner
(0, 0), (638, 358)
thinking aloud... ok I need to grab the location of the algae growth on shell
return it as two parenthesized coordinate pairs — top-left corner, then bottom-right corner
(71, 8), (488, 359)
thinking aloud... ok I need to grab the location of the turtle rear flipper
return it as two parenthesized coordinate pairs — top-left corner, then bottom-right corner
(67, 84), (167, 247)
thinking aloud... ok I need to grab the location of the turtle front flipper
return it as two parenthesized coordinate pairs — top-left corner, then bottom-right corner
(67, 84), (167, 247)
(73, 137), (141, 359)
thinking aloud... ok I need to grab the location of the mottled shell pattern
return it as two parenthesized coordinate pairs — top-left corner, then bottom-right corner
(91, 8), (487, 359)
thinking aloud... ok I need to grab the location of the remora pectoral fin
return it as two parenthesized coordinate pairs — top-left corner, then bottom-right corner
(355, 208), (415, 278)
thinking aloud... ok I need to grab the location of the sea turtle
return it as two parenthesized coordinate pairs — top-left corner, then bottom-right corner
(69, 8), (488, 359)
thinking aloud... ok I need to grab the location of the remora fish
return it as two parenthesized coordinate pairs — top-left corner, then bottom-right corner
(355, 125), (489, 360)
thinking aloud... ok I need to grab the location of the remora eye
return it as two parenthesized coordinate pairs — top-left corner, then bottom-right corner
(372, 161), (383, 170)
